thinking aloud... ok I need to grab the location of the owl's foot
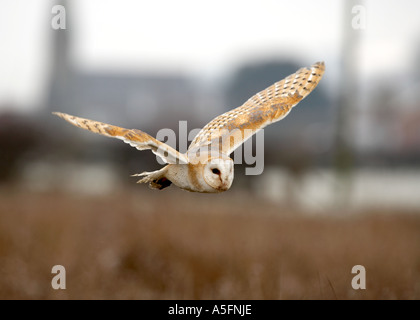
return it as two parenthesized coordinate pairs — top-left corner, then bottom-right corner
(131, 168), (171, 190)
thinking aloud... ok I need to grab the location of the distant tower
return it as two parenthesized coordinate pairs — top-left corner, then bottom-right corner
(47, 0), (73, 113)
(333, 0), (364, 207)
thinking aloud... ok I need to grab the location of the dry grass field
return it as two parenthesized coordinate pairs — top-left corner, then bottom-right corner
(1, 188), (419, 300)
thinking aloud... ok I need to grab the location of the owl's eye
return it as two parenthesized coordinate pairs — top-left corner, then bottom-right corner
(212, 168), (220, 175)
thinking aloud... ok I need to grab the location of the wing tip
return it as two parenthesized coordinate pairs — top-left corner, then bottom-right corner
(312, 61), (326, 72)
(52, 111), (69, 120)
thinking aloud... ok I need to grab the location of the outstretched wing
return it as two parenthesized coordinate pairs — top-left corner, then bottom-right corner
(187, 61), (325, 156)
(53, 112), (189, 164)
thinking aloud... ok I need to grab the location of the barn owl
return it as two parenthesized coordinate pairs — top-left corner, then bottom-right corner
(53, 61), (325, 193)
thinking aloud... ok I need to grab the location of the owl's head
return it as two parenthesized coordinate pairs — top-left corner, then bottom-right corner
(202, 156), (234, 192)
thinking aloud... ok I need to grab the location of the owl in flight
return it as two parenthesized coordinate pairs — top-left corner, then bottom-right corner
(53, 61), (325, 193)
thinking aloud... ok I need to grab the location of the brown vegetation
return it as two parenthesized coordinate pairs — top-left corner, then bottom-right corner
(0, 189), (419, 300)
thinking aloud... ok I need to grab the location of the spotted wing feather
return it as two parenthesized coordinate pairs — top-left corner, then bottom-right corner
(53, 112), (188, 164)
(188, 62), (325, 155)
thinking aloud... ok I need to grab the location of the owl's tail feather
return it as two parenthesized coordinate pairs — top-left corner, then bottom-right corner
(131, 168), (172, 190)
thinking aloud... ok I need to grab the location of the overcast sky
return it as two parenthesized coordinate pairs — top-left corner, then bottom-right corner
(1, 0), (420, 111)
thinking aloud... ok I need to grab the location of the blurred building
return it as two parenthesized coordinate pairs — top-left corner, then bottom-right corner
(357, 78), (420, 166)
(46, 3), (199, 130)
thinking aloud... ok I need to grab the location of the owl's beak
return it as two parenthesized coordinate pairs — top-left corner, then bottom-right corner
(217, 184), (230, 192)
(218, 177), (232, 192)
